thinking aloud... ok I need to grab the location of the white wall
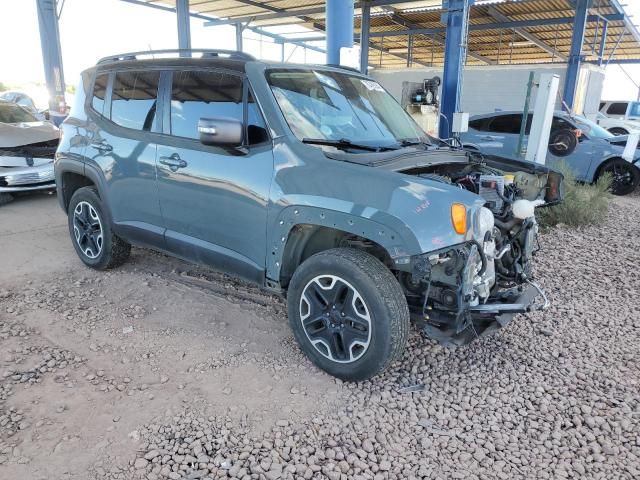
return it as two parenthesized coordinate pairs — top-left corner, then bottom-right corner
(371, 64), (605, 116)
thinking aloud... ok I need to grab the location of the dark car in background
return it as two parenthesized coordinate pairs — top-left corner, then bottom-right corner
(461, 111), (640, 195)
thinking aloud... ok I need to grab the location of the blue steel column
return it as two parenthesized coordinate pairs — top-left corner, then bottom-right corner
(176, 0), (191, 51)
(563, 0), (591, 109)
(597, 20), (608, 66)
(326, 0), (354, 65)
(36, 0), (66, 120)
(360, 2), (371, 73)
(439, 0), (469, 138)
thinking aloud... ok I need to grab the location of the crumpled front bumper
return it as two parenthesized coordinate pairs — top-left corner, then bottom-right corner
(0, 158), (55, 192)
(416, 282), (548, 347)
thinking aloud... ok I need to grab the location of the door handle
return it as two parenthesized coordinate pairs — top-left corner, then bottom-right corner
(159, 153), (188, 171)
(481, 135), (499, 141)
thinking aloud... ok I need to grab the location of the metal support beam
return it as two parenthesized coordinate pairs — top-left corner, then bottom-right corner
(439, 0), (469, 138)
(407, 34), (414, 67)
(598, 20), (609, 66)
(367, 13), (624, 38)
(326, 0), (354, 65)
(486, 6), (567, 61)
(36, 0), (66, 120)
(176, 0), (191, 51)
(360, 2), (371, 73)
(563, 0), (591, 110)
(236, 23), (243, 51)
(120, 0), (326, 55)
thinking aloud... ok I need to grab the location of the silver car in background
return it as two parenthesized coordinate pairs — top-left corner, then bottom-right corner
(0, 100), (59, 205)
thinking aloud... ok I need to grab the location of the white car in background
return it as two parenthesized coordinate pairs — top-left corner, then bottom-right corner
(0, 100), (59, 205)
(599, 100), (640, 134)
(595, 111), (640, 136)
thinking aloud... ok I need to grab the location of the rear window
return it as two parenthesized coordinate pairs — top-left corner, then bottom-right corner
(91, 73), (108, 115)
(606, 102), (628, 116)
(110, 71), (160, 131)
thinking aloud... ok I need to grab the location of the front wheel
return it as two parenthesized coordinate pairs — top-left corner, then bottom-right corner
(287, 248), (410, 381)
(599, 159), (640, 196)
(67, 186), (131, 269)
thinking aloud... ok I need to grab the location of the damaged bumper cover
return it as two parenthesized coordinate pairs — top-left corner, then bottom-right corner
(409, 239), (548, 347)
(416, 282), (548, 346)
(0, 157), (55, 193)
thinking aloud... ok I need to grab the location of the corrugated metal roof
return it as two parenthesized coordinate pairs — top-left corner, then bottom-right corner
(146, 0), (640, 68)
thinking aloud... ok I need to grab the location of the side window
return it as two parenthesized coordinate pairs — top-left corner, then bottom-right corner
(607, 102), (628, 116)
(488, 114), (521, 134)
(111, 71), (160, 131)
(170, 70), (243, 140)
(468, 118), (490, 132)
(551, 116), (574, 131)
(91, 73), (109, 116)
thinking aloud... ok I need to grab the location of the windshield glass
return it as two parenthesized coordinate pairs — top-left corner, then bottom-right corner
(0, 103), (37, 123)
(266, 69), (428, 149)
(571, 115), (614, 139)
(629, 101), (640, 118)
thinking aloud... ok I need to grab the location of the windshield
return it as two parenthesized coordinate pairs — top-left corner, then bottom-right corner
(571, 115), (614, 139)
(0, 103), (37, 123)
(266, 69), (428, 149)
(629, 101), (640, 118)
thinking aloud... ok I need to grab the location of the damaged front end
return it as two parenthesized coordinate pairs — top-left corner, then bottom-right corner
(399, 156), (561, 346)
(0, 139), (58, 193)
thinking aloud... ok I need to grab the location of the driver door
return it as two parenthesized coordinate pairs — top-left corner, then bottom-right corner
(155, 69), (273, 284)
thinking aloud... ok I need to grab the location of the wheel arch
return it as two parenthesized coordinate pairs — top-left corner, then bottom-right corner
(56, 160), (113, 222)
(267, 206), (419, 289)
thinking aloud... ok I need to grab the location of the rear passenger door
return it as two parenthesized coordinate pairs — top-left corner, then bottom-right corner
(155, 69), (273, 284)
(86, 69), (165, 247)
(473, 114), (523, 157)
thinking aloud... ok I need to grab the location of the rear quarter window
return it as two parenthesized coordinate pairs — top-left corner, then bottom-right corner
(91, 73), (109, 116)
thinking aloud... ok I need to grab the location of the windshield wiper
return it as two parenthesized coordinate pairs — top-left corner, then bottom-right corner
(302, 137), (398, 152)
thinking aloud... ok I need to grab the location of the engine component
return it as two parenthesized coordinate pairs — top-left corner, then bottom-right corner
(478, 175), (506, 212)
(512, 199), (545, 220)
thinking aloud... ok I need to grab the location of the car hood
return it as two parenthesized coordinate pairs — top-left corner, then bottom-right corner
(0, 121), (59, 148)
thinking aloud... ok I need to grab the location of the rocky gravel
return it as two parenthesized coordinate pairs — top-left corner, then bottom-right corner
(1, 194), (639, 479)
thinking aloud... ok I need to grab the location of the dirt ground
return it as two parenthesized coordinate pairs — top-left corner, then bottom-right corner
(0, 191), (639, 480)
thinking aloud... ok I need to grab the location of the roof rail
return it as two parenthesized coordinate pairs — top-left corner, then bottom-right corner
(97, 49), (256, 65)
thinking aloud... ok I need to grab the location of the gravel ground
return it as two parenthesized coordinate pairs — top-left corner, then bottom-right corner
(0, 193), (639, 479)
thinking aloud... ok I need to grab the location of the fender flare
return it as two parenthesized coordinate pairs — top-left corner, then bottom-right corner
(265, 205), (422, 281)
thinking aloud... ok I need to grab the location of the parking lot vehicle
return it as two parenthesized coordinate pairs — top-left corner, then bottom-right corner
(55, 50), (563, 380)
(0, 99), (59, 205)
(594, 111), (640, 136)
(599, 100), (640, 123)
(0, 91), (46, 120)
(462, 111), (640, 196)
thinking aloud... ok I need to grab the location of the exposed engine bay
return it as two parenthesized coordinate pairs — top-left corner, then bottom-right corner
(399, 155), (563, 345)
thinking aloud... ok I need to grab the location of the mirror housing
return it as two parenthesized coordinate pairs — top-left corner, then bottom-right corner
(198, 117), (242, 146)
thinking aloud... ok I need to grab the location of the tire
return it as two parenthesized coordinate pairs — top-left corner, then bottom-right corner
(598, 158), (640, 196)
(67, 186), (131, 269)
(608, 127), (629, 136)
(0, 193), (14, 206)
(287, 248), (410, 381)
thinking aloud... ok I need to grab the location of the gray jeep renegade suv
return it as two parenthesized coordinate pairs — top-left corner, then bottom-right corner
(55, 49), (563, 381)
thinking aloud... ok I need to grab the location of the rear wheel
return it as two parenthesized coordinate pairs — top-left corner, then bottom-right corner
(608, 127), (629, 136)
(287, 248), (410, 381)
(599, 158), (640, 196)
(67, 187), (131, 269)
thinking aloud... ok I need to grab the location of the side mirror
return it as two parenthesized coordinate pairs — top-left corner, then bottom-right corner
(198, 117), (242, 146)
